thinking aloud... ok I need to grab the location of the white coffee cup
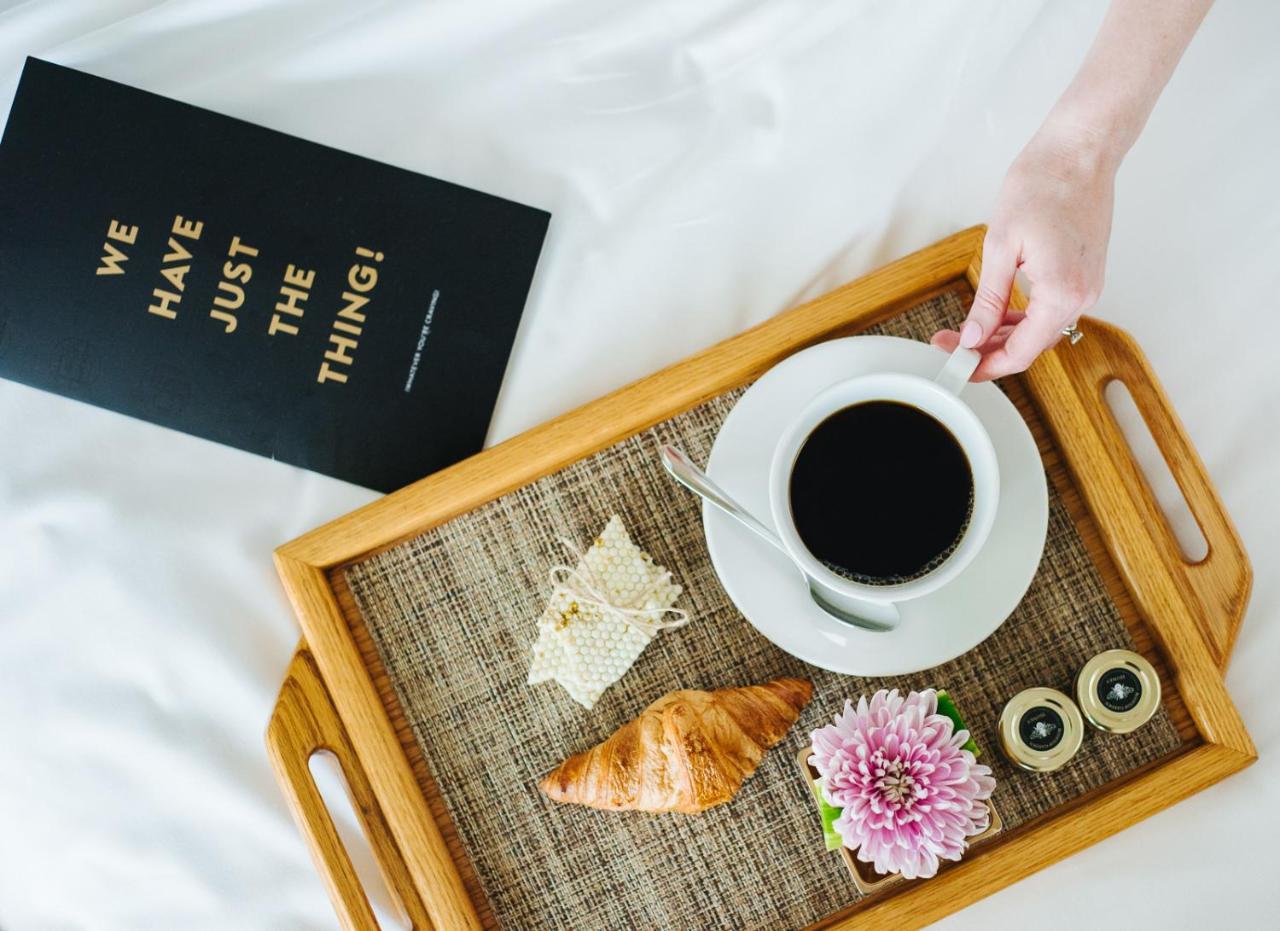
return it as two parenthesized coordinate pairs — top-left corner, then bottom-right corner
(767, 348), (999, 629)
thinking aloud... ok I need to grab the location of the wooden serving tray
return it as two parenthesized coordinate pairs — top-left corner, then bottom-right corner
(266, 227), (1254, 930)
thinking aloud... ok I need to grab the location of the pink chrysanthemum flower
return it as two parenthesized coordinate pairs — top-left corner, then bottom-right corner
(809, 688), (995, 879)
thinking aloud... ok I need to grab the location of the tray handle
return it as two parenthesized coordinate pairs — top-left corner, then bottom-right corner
(267, 647), (430, 931)
(1056, 318), (1251, 670)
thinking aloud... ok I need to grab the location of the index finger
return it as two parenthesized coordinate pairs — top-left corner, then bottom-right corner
(961, 237), (1019, 349)
(971, 302), (1068, 381)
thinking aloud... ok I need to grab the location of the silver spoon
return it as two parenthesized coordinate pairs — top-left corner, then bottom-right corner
(659, 445), (894, 632)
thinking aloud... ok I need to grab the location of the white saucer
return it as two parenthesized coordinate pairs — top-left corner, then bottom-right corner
(704, 336), (1049, 676)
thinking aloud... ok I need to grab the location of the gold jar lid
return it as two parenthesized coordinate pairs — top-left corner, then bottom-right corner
(1076, 649), (1161, 734)
(998, 687), (1083, 772)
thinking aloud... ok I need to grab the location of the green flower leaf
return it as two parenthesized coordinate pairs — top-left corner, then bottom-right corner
(936, 689), (980, 757)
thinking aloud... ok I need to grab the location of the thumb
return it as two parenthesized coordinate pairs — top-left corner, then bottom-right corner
(962, 237), (1017, 348)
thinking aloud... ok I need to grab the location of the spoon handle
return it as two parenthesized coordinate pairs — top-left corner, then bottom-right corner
(659, 446), (788, 555)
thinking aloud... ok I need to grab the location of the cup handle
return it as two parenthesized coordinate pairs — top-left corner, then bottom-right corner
(935, 347), (981, 395)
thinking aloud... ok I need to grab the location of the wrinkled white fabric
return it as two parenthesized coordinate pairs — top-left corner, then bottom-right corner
(0, 2), (1276, 928)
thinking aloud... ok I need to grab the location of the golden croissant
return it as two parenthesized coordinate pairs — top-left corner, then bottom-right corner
(540, 677), (813, 813)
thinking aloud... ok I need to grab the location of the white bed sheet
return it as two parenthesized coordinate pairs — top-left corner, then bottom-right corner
(1, 2), (1276, 928)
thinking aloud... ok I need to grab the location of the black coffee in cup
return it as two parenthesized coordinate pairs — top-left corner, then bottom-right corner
(788, 400), (973, 585)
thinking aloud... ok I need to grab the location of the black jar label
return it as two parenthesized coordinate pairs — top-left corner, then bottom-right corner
(1097, 667), (1143, 713)
(1018, 706), (1065, 751)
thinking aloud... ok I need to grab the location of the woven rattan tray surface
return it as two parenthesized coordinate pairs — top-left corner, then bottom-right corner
(267, 228), (1254, 931)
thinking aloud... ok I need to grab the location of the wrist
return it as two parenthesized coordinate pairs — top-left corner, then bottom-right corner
(1032, 103), (1129, 179)
(1038, 86), (1143, 176)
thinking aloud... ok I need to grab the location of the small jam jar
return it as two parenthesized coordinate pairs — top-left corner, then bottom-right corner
(998, 687), (1084, 772)
(1076, 649), (1161, 734)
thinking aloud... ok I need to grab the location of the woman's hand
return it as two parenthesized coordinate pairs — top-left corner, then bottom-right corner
(933, 0), (1216, 380)
(932, 126), (1118, 381)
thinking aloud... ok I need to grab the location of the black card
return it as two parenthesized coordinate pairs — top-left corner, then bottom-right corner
(0, 58), (549, 492)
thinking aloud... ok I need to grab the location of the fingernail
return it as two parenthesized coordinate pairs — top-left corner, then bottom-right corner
(959, 320), (983, 349)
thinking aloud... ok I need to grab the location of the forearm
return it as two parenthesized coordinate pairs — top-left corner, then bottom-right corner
(1039, 0), (1214, 171)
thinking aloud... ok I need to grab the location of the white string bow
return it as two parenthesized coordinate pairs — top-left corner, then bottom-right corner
(546, 537), (688, 636)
